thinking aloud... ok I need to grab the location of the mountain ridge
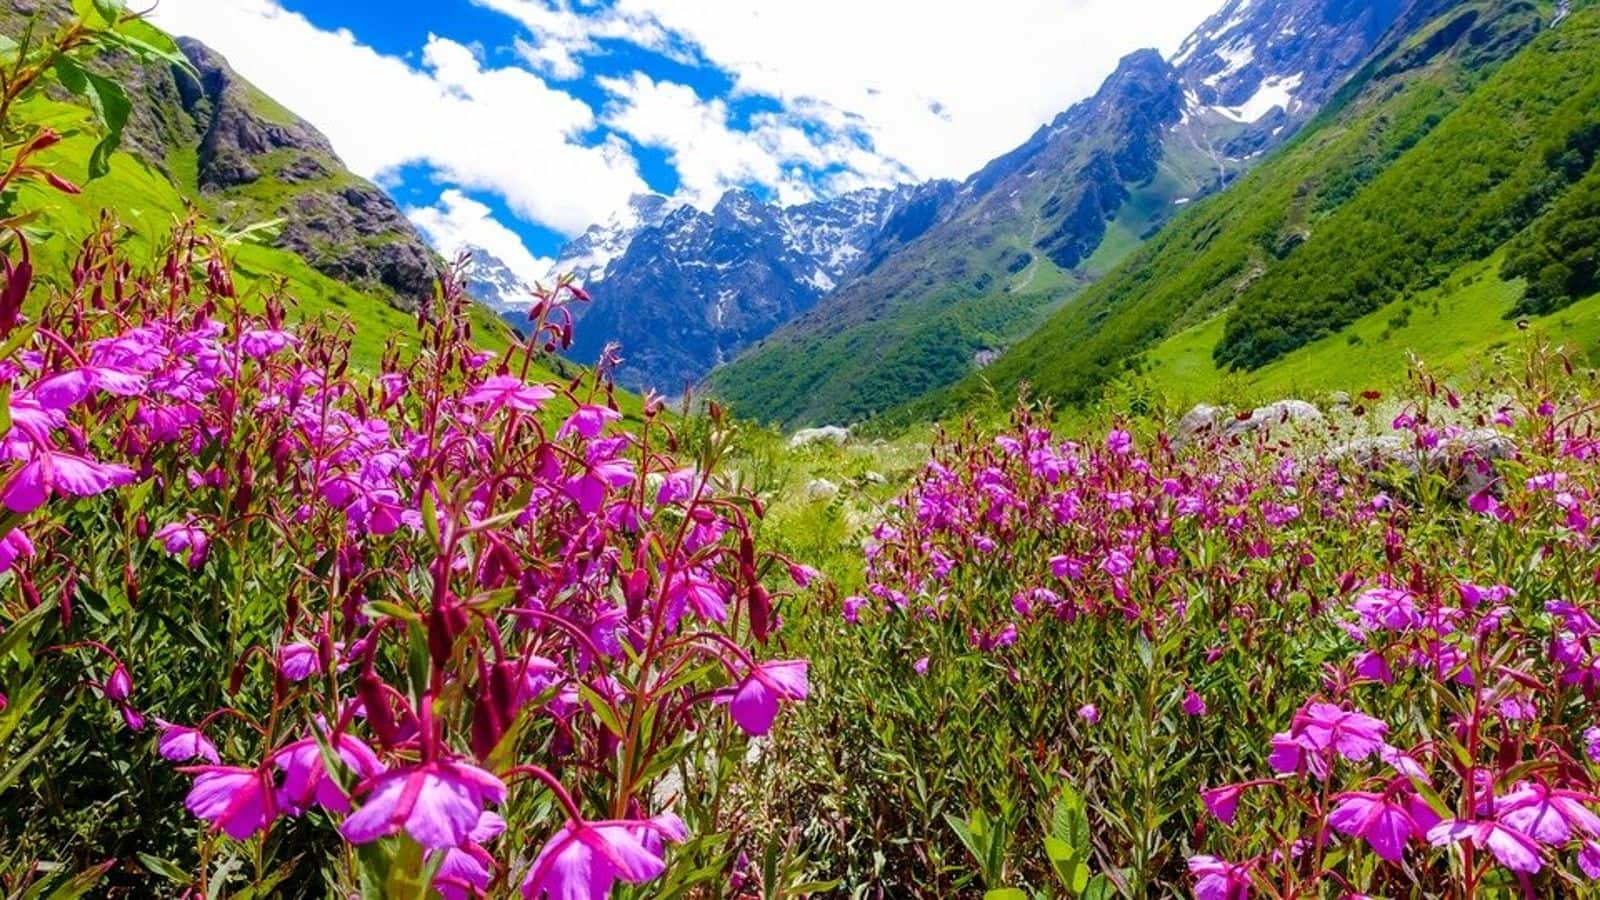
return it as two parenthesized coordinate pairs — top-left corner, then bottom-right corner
(703, 0), (1449, 427)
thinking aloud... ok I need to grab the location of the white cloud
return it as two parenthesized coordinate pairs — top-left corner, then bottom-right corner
(484, 0), (1221, 184)
(148, 0), (647, 235)
(406, 190), (552, 287)
(596, 73), (906, 208)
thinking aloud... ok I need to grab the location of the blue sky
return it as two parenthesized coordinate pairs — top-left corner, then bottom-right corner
(149, 0), (1222, 284)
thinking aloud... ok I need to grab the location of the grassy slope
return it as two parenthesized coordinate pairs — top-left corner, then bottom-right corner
(1139, 252), (1600, 409)
(919, 0), (1570, 421)
(17, 97), (618, 393)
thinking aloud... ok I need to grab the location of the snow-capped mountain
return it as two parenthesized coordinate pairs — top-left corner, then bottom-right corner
(707, 0), (1475, 425)
(559, 181), (953, 391)
(459, 245), (533, 314)
(544, 193), (680, 298)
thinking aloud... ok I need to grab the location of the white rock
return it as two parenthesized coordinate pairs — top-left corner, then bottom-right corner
(788, 426), (850, 449)
(806, 479), (840, 501)
(1223, 399), (1322, 437)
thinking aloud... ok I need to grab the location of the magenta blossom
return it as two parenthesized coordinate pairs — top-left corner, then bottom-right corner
(1290, 702), (1388, 762)
(1428, 818), (1543, 873)
(156, 719), (220, 764)
(278, 642), (322, 682)
(728, 660), (809, 737)
(0, 527), (33, 573)
(340, 759), (507, 850)
(273, 731), (384, 815)
(1188, 854), (1252, 900)
(558, 404), (621, 439)
(1, 448), (134, 513)
(460, 374), (555, 415)
(435, 811), (505, 900)
(1182, 688), (1207, 717)
(181, 763), (279, 840)
(153, 521), (210, 568)
(522, 814), (687, 900)
(1493, 781), (1600, 845)
(1201, 784), (1247, 825)
(1078, 703), (1100, 725)
(1328, 790), (1439, 862)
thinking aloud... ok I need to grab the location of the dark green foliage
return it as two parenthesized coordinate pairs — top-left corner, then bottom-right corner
(1215, 14), (1600, 370)
(933, 0), (1568, 415)
(1504, 163), (1600, 315)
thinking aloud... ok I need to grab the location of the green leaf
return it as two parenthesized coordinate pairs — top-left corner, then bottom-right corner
(90, 0), (125, 26)
(136, 853), (191, 885)
(983, 890), (1027, 900)
(40, 860), (113, 900)
(0, 699), (76, 797)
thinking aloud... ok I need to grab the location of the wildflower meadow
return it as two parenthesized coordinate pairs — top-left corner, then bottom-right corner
(7, 4), (1600, 900)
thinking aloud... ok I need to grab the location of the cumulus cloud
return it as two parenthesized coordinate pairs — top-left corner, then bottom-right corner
(596, 73), (908, 208)
(406, 190), (553, 287)
(148, 0), (647, 235)
(485, 0), (1221, 183)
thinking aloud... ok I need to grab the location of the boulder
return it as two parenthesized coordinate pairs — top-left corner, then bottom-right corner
(1326, 428), (1516, 495)
(805, 479), (840, 501)
(789, 426), (850, 449)
(1223, 399), (1322, 437)
(1175, 404), (1226, 443)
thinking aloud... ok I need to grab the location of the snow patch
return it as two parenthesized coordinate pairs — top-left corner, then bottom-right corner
(1212, 71), (1302, 124)
(1202, 40), (1255, 87)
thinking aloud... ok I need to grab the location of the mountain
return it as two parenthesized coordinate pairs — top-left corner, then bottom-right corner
(460, 245), (534, 315)
(6, 0), (451, 322)
(560, 181), (953, 392)
(545, 193), (680, 306)
(705, 0), (1482, 427)
(920, 0), (1586, 419)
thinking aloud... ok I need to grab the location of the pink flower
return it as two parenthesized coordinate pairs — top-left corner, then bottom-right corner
(278, 642), (322, 682)
(522, 814), (686, 899)
(0, 527), (33, 573)
(181, 764), (280, 840)
(664, 569), (729, 626)
(1182, 688), (1207, 717)
(1581, 840), (1600, 879)
(1078, 703), (1100, 725)
(1, 448), (135, 513)
(435, 812), (505, 900)
(1493, 781), (1600, 845)
(1201, 784), (1247, 825)
(728, 660), (809, 736)
(1427, 818), (1543, 873)
(558, 404), (621, 439)
(156, 719), (220, 764)
(1187, 854), (1251, 900)
(1352, 587), (1420, 632)
(340, 760), (507, 850)
(1328, 790), (1438, 862)
(153, 521), (210, 568)
(461, 375), (554, 415)
(273, 731), (383, 815)
(1106, 429), (1133, 456)
(1293, 702), (1388, 762)
(912, 656), (930, 676)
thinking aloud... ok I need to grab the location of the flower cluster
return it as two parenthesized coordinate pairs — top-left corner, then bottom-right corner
(0, 221), (811, 897)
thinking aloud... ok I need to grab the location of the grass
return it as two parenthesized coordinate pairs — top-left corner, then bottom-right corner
(1136, 253), (1600, 410)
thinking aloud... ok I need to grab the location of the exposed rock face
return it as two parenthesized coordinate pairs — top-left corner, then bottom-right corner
(562, 183), (954, 391)
(1176, 399), (1323, 444)
(1224, 399), (1323, 437)
(162, 38), (440, 310)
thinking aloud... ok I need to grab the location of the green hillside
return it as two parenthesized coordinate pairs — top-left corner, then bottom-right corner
(2, 5), (547, 377)
(929, 0), (1596, 419)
